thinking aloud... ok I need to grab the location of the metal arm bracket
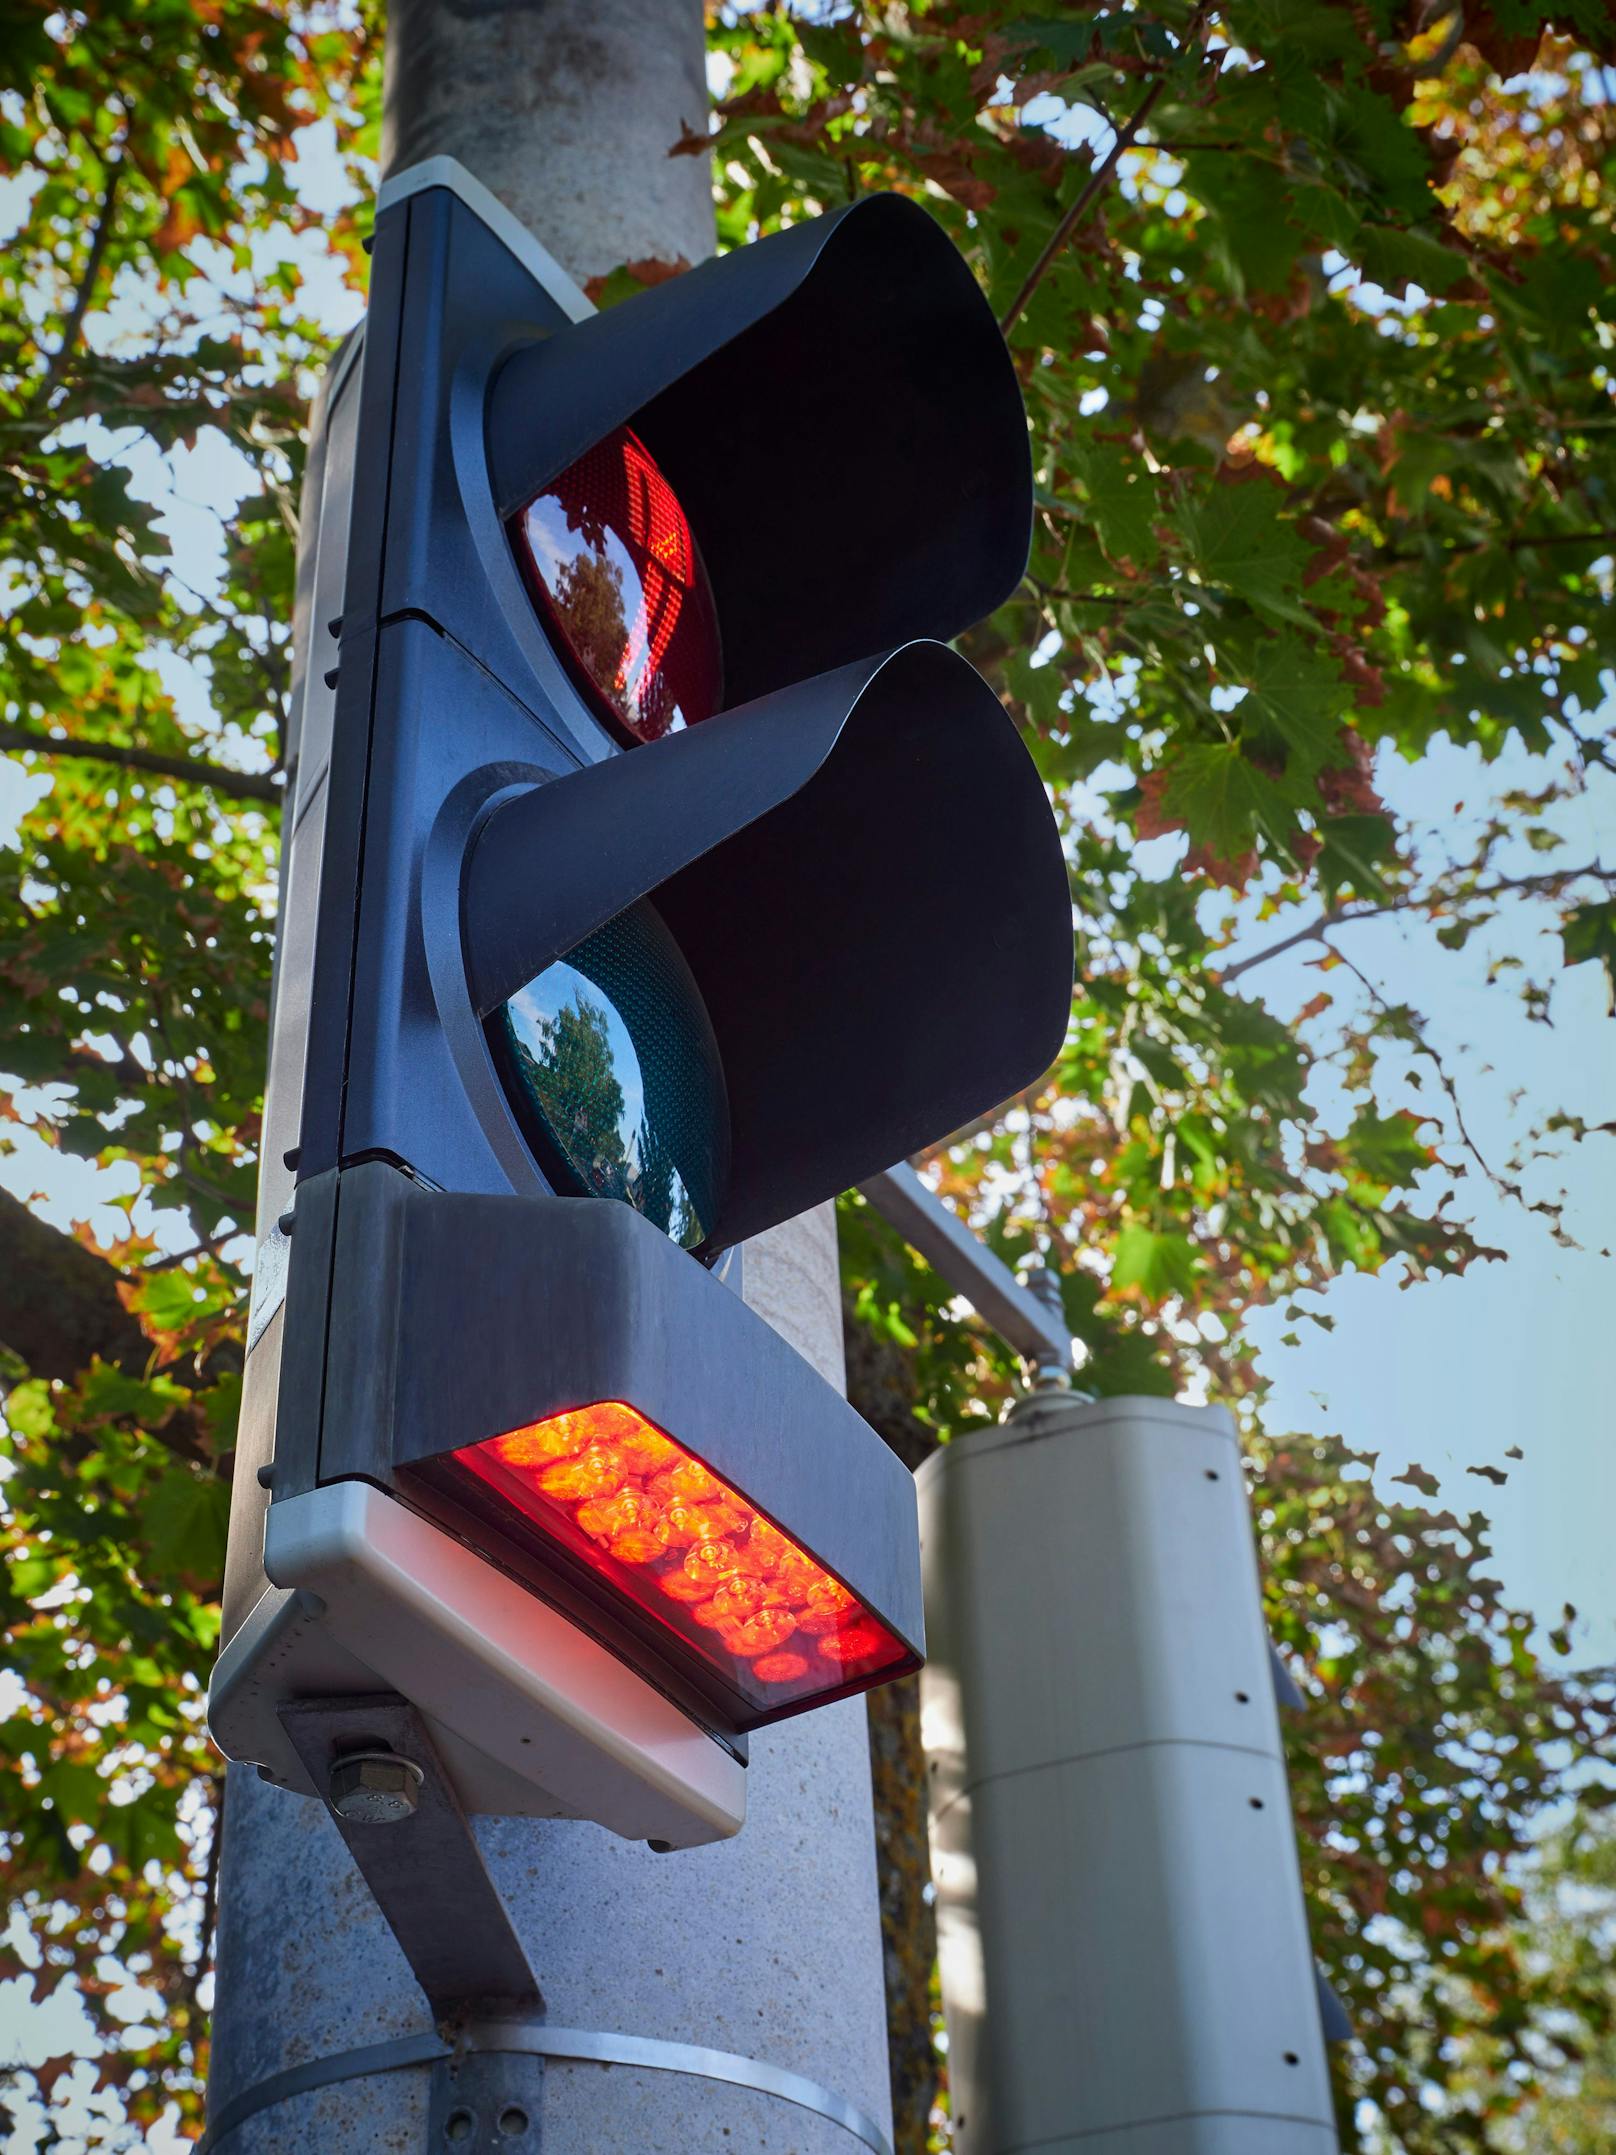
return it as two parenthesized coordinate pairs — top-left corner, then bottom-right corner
(276, 1693), (547, 2152)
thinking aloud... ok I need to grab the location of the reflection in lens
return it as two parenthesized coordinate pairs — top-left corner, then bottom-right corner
(490, 900), (728, 1252)
(512, 424), (722, 745)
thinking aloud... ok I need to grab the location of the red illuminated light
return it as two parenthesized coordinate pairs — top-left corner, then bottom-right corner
(511, 424), (722, 745)
(450, 1402), (909, 1719)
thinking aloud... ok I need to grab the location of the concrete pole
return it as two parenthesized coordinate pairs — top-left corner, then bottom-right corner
(206, 10), (894, 2149)
(380, 0), (715, 282)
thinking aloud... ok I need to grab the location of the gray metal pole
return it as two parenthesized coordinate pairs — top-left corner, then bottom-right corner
(918, 1392), (1339, 2155)
(206, 11), (894, 2148)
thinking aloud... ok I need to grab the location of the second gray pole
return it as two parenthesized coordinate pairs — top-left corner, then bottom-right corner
(206, 6), (894, 2148)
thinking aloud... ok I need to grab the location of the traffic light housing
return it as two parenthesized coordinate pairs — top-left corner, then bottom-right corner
(211, 159), (1071, 1844)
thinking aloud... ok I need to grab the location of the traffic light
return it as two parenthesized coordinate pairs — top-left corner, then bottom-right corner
(210, 158), (1071, 1848)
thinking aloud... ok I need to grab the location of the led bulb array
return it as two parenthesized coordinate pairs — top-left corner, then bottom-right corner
(452, 1401), (907, 1717)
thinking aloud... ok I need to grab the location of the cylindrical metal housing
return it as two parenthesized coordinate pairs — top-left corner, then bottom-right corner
(918, 1394), (1339, 2155)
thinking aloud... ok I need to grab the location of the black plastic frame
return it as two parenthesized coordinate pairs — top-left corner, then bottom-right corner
(295, 180), (1071, 1260)
(487, 193), (1033, 711)
(462, 642), (1073, 1251)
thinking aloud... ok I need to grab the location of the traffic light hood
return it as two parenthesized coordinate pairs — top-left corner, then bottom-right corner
(485, 192), (1033, 708)
(463, 639), (1073, 1252)
(270, 1161), (925, 1739)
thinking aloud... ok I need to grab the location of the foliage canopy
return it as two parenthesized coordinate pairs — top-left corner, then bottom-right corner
(0, 0), (1612, 2146)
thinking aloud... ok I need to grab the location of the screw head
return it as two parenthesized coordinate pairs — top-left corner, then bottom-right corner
(327, 1750), (424, 1824)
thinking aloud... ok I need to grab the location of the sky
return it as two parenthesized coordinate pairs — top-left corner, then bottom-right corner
(1222, 736), (1616, 1670)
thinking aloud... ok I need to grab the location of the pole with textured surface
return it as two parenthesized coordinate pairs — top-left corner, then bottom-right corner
(205, 9), (894, 2147)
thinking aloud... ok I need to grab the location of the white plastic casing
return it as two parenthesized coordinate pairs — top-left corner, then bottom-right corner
(207, 1481), (746, 1848)
(918, 1395), (1338, 2155)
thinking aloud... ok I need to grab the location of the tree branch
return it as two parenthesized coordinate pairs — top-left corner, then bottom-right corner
(1028, 574), (1131, 608)
(1327, 943), (1508, 1202)
(998, 3), (1212, 337)
(1380, 525), (1616, 566)
(1505, 526), (1616, 551)
(28, 144), (124, 414)
(0, 1187), (152, 1384)
(0, 725), (282, 804)
(0, 1191), (222, 1469)
(1217, 863), (1612, 984)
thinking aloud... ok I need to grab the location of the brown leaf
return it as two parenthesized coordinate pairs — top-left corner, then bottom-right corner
(911, 152), (996, 212)
(1251, 263), (1317, 327)
(1134, 767), (1183, 841)
(583, 254), (693, 305)
(1462, 7), (1544, 76)
(1337, 646), (1388, 708)
(1317, 731), (1384, 816)
(33, 2054), (77, 2102)
(153, 189), (205, 257)
(1185, 840), (1261, 891)
(1302, 519), (1351, 586)
(1393, 1461), (1441, 1497)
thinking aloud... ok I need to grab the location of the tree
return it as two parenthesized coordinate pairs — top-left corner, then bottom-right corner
(1, 0), (1613, 2147)
(503, 988), (634, 1199)
(1471, 1816), (1616, 2152)
(0, 2), (374, 2134)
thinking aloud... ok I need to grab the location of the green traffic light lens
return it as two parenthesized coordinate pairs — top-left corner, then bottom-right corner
(490, 901), (729, 1254)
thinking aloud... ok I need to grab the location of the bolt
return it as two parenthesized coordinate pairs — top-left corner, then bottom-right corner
(327, 1750), (424, 1825)
(1023, 1263), (1075, 1392)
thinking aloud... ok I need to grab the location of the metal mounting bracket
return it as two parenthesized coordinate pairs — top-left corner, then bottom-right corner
(278, 1692), (545, 2149)
(428, 2039), (545, 2153)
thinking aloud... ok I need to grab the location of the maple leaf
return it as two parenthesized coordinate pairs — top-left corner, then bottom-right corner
(1160, 740), (1291, 867)
(1180, 482), (1316, 630)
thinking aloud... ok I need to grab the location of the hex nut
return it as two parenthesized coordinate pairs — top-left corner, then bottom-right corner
(328, 1750), (425, 1824)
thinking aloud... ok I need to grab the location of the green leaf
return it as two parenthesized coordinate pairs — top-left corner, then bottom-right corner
(36, 1760), (106, 1832)
(1562, 899), (1616, 1011)
(76, 1361), (191, 1429)
(142, 1468), (231, 1583)
(1230, 630), (1350, 780)
(1110, 1224), (1201, 1302)
(1070, 443), (1159, 567)
(1356, 222), (1474, 299)
(1180, 483), (1316, 629)
(1342, 1108), (1437, 1191)
(1160, 740), (1291, 858)
(1185, 153), (1307, 297)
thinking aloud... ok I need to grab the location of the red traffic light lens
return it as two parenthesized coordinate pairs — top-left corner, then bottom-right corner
(512, 424), (722, 744)
(450, 1403), (910, 1720)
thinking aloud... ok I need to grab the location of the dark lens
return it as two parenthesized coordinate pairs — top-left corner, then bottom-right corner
(490, 901), (729, 1252)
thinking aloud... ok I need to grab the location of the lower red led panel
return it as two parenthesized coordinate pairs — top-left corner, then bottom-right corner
(449, 1402), (912, 1722)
